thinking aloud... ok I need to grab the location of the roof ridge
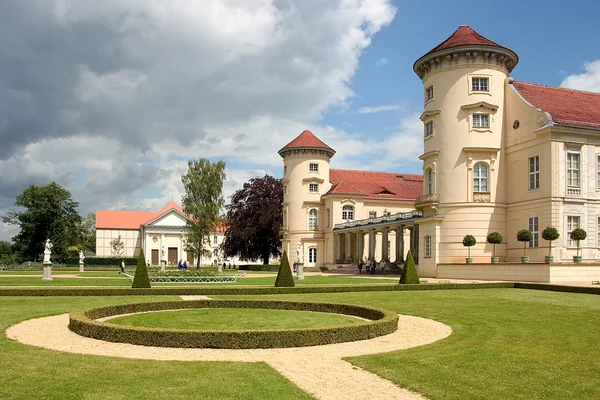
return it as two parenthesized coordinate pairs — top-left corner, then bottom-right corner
(515, 80), (600, 96)
(331, 168), (421, 177)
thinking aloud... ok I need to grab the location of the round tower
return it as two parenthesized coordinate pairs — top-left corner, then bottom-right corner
(279, 130), (335, 266)
(413, 26), (518, 273)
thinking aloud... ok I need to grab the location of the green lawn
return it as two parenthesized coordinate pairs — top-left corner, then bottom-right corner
(0, 296), (311, 400)
(108, 308), (363, 330)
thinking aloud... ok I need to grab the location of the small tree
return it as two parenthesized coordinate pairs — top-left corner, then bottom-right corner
(275, 251), (295, 287)
(517, 229), (533, 257)
(399, 250), (420, 284)
(486, 232), (503, 258)
(570, 228), (587, 258)
(542, 227), (560, 256)
(462, 234), (476, 259)
(132, 248), (151, 288)
(110, 235), (125, 257)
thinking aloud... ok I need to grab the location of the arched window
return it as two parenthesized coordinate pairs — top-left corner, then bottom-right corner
(308, 248), (317, 264)
(342, 205), (354, 222)
(308, 209), (318, 230)
(426, 168), (433, 195)
(424, 235), (432, 258)
(473, 163), (488, 193)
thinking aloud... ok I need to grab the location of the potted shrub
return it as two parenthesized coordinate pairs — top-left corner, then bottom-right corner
(462, 234), (476, 264)
(570, 228), (587, 264)
(541, 227), (560, 264)
(516, 229), (533, 263)
(486, 232), (503, 263)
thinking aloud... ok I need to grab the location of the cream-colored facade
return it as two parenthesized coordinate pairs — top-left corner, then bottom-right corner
(281, 26), (600, 282)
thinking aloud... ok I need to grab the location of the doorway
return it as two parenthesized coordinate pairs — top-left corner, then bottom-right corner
(168, 247), (178, 265)
(151, 249), (159, 265)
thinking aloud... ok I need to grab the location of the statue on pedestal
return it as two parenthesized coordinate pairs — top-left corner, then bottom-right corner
(296, 242), (303, 264)
(79, 250), (85, 264)
(43, 239), (53, 264)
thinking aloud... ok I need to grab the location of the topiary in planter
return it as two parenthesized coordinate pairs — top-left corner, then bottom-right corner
(275, 251), (295, 287)
(462, 234), (476, 263)
(132, 249), (151, 289)
(542, 227), (560, 263)
(486, 232), (503, 262)
(570, 228), (587, 262)
(399, 250), (420, 284)
(517, 229), (533, 262)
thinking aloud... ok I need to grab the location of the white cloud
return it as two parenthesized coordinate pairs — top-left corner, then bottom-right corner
(560, 60), (600, 92)
(357, 104), (405, 114)
(376, 57), (389, 66)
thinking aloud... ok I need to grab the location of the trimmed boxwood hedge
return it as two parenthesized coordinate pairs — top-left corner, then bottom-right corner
(68, 300), (399, 349)
(238, 264), (280, 271)
(0, 282), (515, 296)
(65, 257), (137, 266)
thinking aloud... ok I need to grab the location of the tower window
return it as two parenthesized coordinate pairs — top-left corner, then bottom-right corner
(284, 165), (287, 175)
(424, 235), (432, 258)
(424, 121), (434, 136)
(308, 209), (318, 230)
(473, 163), (488, 193)
(472, 114), (490, 129)
(472, 77), (489, 92)
(426, 168), (433, 194)
(425, 85), (434, 102)
(309, 163), (319, 172)
(309, 183), (319, 193)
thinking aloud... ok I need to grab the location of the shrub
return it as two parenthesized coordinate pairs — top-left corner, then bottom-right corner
(486, 232), (503, 258)
(132, 249), (151, 289)
(517, 229), (533, 257)
(238, 264), (280, 271)
(542, 227), (560, 256)
(65, 257), (137, 266)
(570, 228), (587, 257)
(275, 251), (295, 287)
(462, 234), (476, 258)
(399, 250), (420, 284)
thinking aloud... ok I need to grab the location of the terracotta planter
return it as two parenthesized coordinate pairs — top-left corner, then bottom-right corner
(491, 257), (499, 264)
(545, 256), (554, 264)
(521, 256), (529, 263)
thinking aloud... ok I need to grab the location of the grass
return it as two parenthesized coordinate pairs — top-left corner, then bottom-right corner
(0, 296), (311, 400)
(108, 308), (363, 330)
(215, 289), (600, 400)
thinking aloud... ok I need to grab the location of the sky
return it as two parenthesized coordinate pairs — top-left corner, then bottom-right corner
(1, 0), (600, 241)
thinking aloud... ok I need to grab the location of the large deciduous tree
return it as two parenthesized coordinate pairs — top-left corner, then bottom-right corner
(222, 175), (283, 265)
(2, 182), (81, 262)
(181, 158), (226, 268)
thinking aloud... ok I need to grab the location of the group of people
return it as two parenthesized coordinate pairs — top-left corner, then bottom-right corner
(357, 259), (387, 275)
(177, 259), (188, 270)
(222, 262), (236, 269)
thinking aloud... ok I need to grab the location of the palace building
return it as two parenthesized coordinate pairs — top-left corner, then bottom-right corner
(281, 25), (600, 282)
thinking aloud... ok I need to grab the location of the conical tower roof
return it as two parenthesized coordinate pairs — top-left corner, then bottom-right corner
(278, 130), (335, 157)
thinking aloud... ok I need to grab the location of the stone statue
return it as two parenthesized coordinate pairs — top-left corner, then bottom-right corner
(79, 250), (85, 264)
(43, 239), (53, 264)
(296, 242), (303, 264)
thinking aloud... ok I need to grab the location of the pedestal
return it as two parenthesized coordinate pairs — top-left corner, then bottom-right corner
(79, 262), (84, 273)
(296, 263), (304, 280)
(160, 262), (166, 272)
(42, 262), (53, 281)
(218, 263), (223, 273)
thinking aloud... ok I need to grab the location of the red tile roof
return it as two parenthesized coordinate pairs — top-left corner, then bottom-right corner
(326, 169), (422, 201)
(96, 202), (188, 229)
(279, 130), (335, 154)
(426, 25), (503, 55)
(512, 81), (600, 130)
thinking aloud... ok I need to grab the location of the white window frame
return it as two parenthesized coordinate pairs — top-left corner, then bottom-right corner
(342, 205), (354, 222)
(284, 165), (287, 175)
(309, 183), (319, 193)
(309, 163), (319, 172)
(472, 77), (489, 92)
(567, 152), (580, 188)
(529, 156), (539, 190)
(528, 217), (539, 248)
(472, 113), (490, 129)
(425, 85), (434, 102)
(567, 216), (580, 247)
(473, 163), (489, 193)
(308, 248), (317, 264)
(213, 235), (218, 244)
(426, 168), (433, 194)
(308, 209), (318, 230)
(424, 235), (432, 258)
(424, 121), (434, 137)
(327, 209), (330, 227)
(597, 155), (600, 190)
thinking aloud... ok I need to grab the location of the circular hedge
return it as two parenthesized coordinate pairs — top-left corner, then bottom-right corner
(68, 300), (399, 349)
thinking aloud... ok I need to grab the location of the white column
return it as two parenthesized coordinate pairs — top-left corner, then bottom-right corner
(395, 225), (405, 264)
(381, 227), (389, 262)
(345, 232), (352, 262)
(368, 229), (376, 261)
(335, 234), (341, 262)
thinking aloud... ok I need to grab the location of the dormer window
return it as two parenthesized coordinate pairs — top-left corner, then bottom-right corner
(425, 85), (434, 102)
(472, 114), (490, 129)
(309, 163), (319, 172)
(472, 77), (489, 92)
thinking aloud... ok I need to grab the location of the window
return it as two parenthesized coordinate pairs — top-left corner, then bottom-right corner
(284, 165), (287, 175)
(567, 216), (580, 247)
(369, 211), (377, 218)
(308, 248), (317, 263)
(529, 156), (539, 190)
(425, 235), (432, 258)
(309, 183), (318, 193)
(213, 249), (218, 257)
(597, 155), (600, 189)
(528, 217), (539, 248)
(309, 163), (319, 172)
(213, 235), (218, 244)
(327, 209), (330, 227)
(284, 185), (287, 194)
(308, 209), (318, 230)
(342, 205), (354, 221)
(283, 209), (287, 227)
(597, 217), (600, 247)
(472, 113), (490, 129)
(472, 77), (489, 92)
(426, 168), (433, 194)
(425, 85), (434, 101)
(424, 121), (434, 136)
(473, 163), (488, 193)
(567, 153), (580, 187)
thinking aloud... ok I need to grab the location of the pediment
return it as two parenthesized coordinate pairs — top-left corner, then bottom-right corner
(144, 209), (189, 227)
(461, 101), (499, 112)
